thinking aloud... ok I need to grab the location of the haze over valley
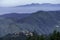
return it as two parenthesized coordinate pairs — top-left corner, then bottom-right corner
(0, 3), (60, 15)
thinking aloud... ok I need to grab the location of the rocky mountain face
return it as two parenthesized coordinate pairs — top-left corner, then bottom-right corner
(0, 11), (60, 37)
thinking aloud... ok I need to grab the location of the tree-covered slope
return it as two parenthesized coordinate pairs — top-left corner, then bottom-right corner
(0, 11), (60, 37)
(19, 11), (60, 34)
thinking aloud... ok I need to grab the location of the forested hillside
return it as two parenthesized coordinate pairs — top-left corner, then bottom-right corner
(0, 11), (60, 37)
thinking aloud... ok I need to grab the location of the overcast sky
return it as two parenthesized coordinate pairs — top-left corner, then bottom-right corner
(0, 0), (60, 7)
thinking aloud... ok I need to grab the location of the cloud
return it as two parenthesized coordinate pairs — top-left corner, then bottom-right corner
(0, 0), (23, 7)
(0, 0), (60, 7)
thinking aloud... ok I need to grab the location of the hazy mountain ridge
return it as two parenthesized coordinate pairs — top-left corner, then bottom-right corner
(0, 11), (60, 37)
(18, 3), (60, 7)
(0, 13), (31, 19)
(0, 3), (60, 14)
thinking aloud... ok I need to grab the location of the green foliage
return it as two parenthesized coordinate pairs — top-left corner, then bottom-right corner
(27, 30), (60, 40)
(26, 35), (45, 40)
(50, 30), (60, 40)
(26, 31), (45, 40)
(0, 30), (60, 40)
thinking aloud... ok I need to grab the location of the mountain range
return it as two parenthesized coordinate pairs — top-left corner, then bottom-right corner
(0, 3), (60, 14)
(0, 11), (60, 37)
(19, 3), (60, 7)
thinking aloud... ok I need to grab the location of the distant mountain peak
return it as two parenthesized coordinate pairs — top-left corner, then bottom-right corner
(17, 3), (60, 7)
(30, 3), (40, 5)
